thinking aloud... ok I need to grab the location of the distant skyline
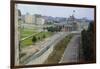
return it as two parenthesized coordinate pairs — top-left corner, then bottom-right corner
(17, 4), (94, 20)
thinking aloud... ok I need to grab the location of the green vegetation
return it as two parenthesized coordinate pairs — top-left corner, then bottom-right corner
(20, 28), (37, 38)
(32, 36), (37, 44)
(21, 37), (33, 48)
(45, 22), (53, 25)
(43, 34), (46, 38)
(20, 31), (53, 48)
(81, 21), (96, 63)
(46, 26), (62, 32)
(44, 34), (73, 64)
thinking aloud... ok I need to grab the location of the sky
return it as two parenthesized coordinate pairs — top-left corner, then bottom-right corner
(17, 4), (94, 20)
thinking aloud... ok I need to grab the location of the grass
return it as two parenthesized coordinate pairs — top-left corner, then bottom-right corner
(36, 32), (53, 40)
(20, 37), (33, 48)
(20, 28), (37, 38)
(44, 34), (73, 64)
(20, 31), (53, 48)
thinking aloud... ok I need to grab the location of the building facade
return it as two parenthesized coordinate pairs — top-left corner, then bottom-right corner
(24, 14), (45, 25)
(52, 14), (90, 32)
(36, 17), (45, 25)
(25, 13), (35, 24)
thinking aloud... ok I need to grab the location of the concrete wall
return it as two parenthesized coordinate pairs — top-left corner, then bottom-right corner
(26, 45), (54, 65)
(23, 32), (69, 65)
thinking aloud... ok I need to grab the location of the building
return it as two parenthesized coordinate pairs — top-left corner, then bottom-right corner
(25, 13), (35, 24)
(67, 15), (79, 31)
(24, 14), (45, 25)
(34, 14), (45, 25)
(79, 18), (90, 30)
(21, 15), (25, 23)
(36, 17), (45, 25)
(66, 15), (90, 31)
(53, 15), (80, 32)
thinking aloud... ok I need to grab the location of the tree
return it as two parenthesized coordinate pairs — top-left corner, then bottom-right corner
(32, 36), (37, 43)
(81, 21), (95, 62)
(43, 34), (46, 38)
(87, 21), (94, 32)
(38, 36), (40, 40)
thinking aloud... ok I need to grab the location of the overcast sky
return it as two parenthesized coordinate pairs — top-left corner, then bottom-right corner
(17, 4), (94, 20)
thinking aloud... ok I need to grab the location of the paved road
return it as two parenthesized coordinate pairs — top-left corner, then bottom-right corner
(60, 34), (81, 63)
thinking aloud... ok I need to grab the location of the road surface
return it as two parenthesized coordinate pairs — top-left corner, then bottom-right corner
(20, 32), (70, 64)
(60, 34), (81, 63)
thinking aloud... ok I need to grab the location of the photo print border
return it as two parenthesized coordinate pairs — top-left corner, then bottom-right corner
(10, 0), (96, 69)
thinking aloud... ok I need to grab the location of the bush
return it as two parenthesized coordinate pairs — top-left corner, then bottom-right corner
(32, 36), (37, 43)
(43, 34), (46, 38)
